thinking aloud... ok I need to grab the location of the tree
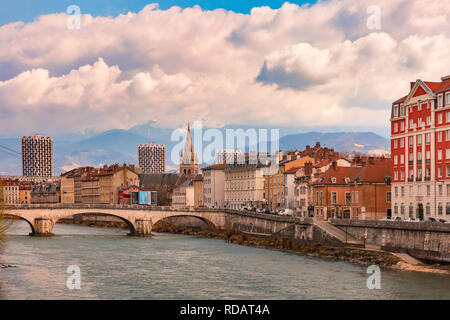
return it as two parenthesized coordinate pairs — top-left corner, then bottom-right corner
(0, 180), (5, 250)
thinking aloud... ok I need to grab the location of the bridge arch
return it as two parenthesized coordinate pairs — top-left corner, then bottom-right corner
(153, 214), (218, 231)
(54, 211), (137, 235)
(2, 213), (36, 235)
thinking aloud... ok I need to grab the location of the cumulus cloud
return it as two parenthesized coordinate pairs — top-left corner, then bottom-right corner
(0, 0), (449, 136)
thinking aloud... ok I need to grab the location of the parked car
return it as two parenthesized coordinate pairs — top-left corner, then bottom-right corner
(438, 219), (448, 223)
(381, 216), (402, 221)
(278, 208), (294, 216)
(424, 217), (437, 222)
(262, 208), (271, 214)
(404, 217), (420, 222)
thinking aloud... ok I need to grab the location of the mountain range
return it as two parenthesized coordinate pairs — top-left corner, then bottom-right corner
(0, 122), (390, 176)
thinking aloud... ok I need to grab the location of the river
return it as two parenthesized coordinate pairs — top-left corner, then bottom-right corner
(0, 220), (449, 300)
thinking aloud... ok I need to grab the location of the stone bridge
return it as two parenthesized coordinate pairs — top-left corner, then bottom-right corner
(3, 204), (232, 236)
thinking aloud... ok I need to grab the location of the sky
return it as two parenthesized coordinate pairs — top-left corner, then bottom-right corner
(0, 0), (449, 138)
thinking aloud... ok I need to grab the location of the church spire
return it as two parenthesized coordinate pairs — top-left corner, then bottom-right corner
(179, 122), (199, 176)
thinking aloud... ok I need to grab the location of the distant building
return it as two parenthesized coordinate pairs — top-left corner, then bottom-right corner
(202, 163), (226, 208)
(179, 123), (199, 176)
(31, 181), (60, 204)
(224, 159), (266, 210)
(172, 178), (194, 207)
(2, 181), (19, 205)
(22, 134), (53, 177)
(192, 175), (204, 207)
(391, 75), (450, 218)
(60, 164), (139, 204)
(138, 142), (165, 174)
(138, 173), (180, 206)
(216, 149), (243, 165)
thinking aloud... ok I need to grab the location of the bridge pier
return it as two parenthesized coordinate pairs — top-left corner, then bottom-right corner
(131, 219), (153, 237)
(31, 218), (54, 237)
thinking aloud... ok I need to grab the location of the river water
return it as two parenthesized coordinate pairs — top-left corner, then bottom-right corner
(0, 220), (449, 300)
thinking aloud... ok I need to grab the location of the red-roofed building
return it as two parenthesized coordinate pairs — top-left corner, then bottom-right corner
(391, 75), (450, 219)
(310, 158), (391, 220)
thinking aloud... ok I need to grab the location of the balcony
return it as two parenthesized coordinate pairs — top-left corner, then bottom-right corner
(408, 161), (414, 166)
(407, 177), (414, 182)
(426, 159), (431, 164)
(424, 177), (431, 181)
(416, 177), (422, 182)
(417, 160), (422, 165)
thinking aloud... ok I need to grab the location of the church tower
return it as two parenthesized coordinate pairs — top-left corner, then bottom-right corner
(179, 123), (199, 176)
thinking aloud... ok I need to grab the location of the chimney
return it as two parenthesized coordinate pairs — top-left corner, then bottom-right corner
(332, 161), (337, 170)
(305, 161), (313, 176)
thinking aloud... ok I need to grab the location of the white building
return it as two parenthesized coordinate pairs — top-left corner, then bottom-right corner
(22, 134), (53, 177)
(216, 149), (243, 165)
(224, 161), (266, 210)
(202, 163), (226, 208)
(138, 142), (165, 174)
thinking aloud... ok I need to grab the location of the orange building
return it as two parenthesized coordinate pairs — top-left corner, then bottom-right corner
(311, 158), (391, 220)
(19, 185), (32, 204)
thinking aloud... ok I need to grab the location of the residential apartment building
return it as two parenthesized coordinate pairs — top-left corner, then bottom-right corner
(138, 142), (165, 174)
(193, 175), (204, 207)
(2, 182), (19, 205)
(22, 134), (53, 177)
(60, 164), (139, 204)
(216, 149), (243, 164)
(31, 182), (60, 204)
(311, 159), (391, 220)
(202, 163), (226, 208)
(172, 179), (195, 207)
(138, 173), (180, 206)
(265, 156), (315, 210)
(391, 75), (450, 218)
(224, 160), (266, 210)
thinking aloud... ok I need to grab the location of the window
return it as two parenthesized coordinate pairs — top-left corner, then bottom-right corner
(447, 92), (450, 105)
(394, 187), (398, 197)
(400, 170), (405, 180)
(401, 186), (405, 196)
(426, 133), (430, 145)
(438, 167), (443, 178)
(394, 122), (398, 132)
(409, 136), (413, 147)
(394, 155), (398, 165)
(438, 149), (442, 160)
(426, 203), (430, 215)
(438, 203), (443, 215)
(438, 184), (443, 195)
(354, 191), (359, 203)
(400, 138), (404, 148)
(447, 148), (450, 159)
(448, 185), (450, 196)
(400, 154), (404, 164)
(438, 113), (443, 124)
(447, 111), (450, 123)
(427, 185), (431, 196)
(409, 203), (413, 218)
(394, 204), (398, 214)
(400, 122), (405, 131)
(447, 130), (450, 141)
(437, 132), (442, 142)
(426, 150), (431, 160)
(345, 192), (351, 205)
(447, 203), (450, 215)
(331, 192), (337, 204)
(417, 134), (422, 146)
(447, 166), (450, 177)
(410, 119), (414, 129)
(394, 171), (398, 180)
(386, 192), (391, 202)
(438, 94), (443, 107)
(418, 118), (422, 128)
(417, 152), (422, 161)
(393, 139), (398, 148)
(426, 115), (431, 126)
(400, 203), (405, 215)
(409, 152), (414, 162)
